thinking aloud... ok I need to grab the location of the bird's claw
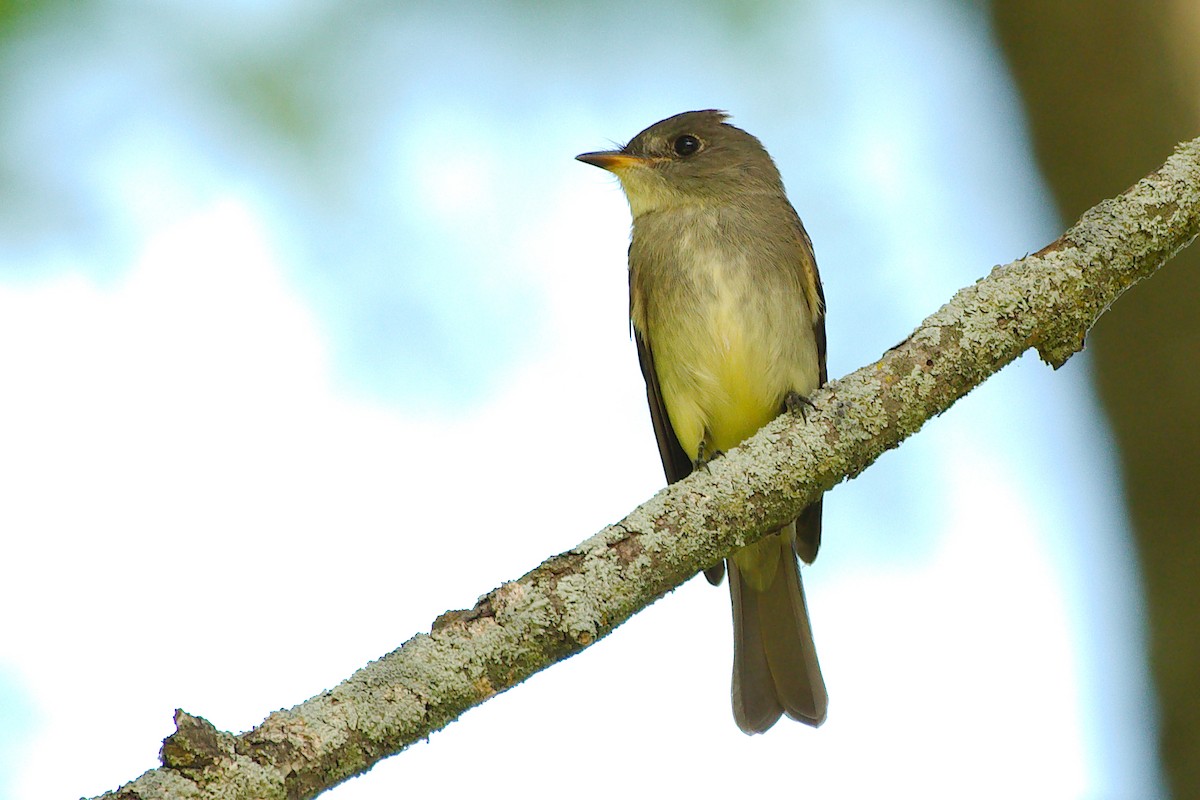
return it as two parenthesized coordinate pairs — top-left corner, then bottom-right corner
(785, 390), (817, 420)
(694, 439), (725, 473)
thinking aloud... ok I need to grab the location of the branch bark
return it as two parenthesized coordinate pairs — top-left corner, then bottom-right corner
(97, 136), (1200, 800)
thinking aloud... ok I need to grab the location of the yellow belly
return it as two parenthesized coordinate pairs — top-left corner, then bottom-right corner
(649, 254), (818, 462)
(687, 333), (779, 456)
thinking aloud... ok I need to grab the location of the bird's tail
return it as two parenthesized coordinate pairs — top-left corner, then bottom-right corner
(728, 523), (827, 733)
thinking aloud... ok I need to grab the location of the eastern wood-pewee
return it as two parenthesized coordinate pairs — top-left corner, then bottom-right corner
(578, 110), (828, 733)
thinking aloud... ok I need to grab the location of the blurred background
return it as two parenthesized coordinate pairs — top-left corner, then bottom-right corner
(0, 1), (1196, 798)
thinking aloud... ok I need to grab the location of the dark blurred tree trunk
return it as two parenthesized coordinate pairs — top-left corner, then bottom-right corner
(991, 3), (1200, 797)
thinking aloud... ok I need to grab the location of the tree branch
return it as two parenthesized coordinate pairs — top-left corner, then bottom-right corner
(97, 136), (1200, 800)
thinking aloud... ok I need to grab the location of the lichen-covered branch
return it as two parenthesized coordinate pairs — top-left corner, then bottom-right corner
(95, 136), (1200, 800)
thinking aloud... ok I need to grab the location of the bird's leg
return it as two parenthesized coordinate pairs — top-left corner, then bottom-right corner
(784, 390), (817, 421)
(694, 437), (725, 473)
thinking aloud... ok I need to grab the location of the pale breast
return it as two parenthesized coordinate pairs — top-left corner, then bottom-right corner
(631, 206), (820, 458)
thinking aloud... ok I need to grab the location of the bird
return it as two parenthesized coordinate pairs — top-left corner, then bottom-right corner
(577, 110), (828, 733)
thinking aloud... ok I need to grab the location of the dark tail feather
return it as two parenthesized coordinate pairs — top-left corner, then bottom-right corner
(729, 529), (827, 733)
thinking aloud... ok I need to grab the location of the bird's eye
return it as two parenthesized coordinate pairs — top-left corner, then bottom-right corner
(673, 134), (702, 157)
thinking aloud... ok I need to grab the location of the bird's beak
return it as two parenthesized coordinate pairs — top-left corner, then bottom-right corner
(575, 150), (648, 173)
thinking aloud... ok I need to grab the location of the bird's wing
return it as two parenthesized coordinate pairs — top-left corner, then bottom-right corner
(791, 212), (827, 385)
(634, 328), (692, 485)
(791, 211), (826, 563)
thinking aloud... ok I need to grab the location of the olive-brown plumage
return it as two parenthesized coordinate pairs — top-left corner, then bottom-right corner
(578, 110), (828, 732)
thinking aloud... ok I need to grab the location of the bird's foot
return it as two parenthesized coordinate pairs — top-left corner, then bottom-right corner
(785, 390), (817, 421)
(694, 439), (725, 473)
